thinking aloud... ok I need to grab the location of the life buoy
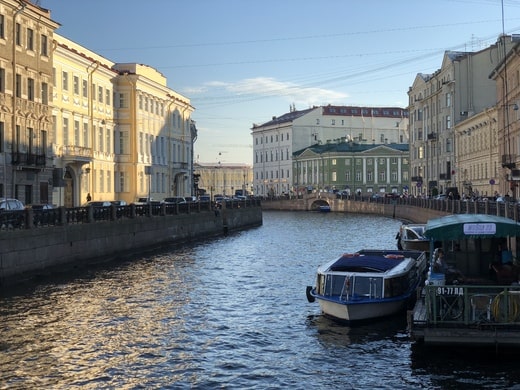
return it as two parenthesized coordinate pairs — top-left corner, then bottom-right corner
(306, 286), (315, 303)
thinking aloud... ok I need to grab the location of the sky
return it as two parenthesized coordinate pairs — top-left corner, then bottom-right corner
(41, 0), (520, 165)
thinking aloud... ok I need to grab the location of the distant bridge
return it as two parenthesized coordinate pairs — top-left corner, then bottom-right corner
(259, 194), (519, 224)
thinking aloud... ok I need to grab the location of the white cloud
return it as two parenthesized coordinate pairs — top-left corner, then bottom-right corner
(187, 77), (348, 107)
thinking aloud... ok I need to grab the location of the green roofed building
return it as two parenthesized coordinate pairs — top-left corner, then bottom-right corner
(292, 140), (410, 197)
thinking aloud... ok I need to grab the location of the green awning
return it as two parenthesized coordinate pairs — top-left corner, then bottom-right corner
(424, 214), (520, 241)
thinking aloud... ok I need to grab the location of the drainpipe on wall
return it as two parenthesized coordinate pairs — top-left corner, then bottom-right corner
(86, 61), (99, 203)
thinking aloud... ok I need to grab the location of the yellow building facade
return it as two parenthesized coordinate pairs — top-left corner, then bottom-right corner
(51, 38), (194, 207)
(195, 162), (253, 199)
(455, 107), (500, 198)
(0, 0), (59, 203)
(52, 34), (117, 206)
(112, 63), (194, 204)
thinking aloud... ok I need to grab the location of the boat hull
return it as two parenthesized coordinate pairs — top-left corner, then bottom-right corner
(400, 239), (429, 252)
(307, 249), (427, 323)
(315, 296), (409, 322)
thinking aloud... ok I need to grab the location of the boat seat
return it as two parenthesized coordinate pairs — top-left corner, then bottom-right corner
(492, 264), (519, 285)
(471, 294), (492, 322)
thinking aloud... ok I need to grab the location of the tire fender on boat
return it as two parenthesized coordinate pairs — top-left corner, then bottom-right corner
(306, 286), (315, 303)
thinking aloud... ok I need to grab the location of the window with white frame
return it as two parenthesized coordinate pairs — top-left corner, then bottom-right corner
(83, 123), (88, 147)
(62, 71), (68, 91)
(73, 76), (79, 95)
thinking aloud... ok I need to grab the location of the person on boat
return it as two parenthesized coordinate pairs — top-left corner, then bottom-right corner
(433, 248), (464, 284)
(501, 244), (513, 265)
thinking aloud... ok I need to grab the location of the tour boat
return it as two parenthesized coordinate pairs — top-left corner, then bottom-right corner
(306, 249), (427, 322)
(396, 224), (429, 252)
(408, 214), (520, 349)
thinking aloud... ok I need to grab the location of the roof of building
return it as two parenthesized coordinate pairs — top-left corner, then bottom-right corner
(252, 108), (316, 128)
(293, 142), (409, 156)
(321, 105), (408, 118)
(253, 105), (409, 129)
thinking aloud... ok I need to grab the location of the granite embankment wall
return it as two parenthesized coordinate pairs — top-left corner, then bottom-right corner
(0, 206), (262, 285)
(261, 197), (447, 223)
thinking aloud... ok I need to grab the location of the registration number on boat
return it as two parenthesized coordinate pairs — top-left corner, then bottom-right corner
(436, 287), (464, 296)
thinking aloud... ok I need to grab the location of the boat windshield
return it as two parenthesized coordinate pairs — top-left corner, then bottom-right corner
(353, 276), (383, 299)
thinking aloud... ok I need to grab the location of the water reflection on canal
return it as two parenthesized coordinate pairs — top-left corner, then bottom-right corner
(2, 211), (520, 389)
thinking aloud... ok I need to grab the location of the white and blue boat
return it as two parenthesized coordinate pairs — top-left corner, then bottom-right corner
(306, 249), (427, 322)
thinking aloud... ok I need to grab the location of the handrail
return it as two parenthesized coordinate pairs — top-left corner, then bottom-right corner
(0, 198), (263, 231)
(422, 284), (520, 326)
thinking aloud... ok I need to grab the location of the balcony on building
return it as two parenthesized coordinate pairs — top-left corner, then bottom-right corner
(427, 132), (437, 140)
(11, 151), (46, 170)
(172, 162), (189, 170)
(502, 154), (516, 169)
(61, 145), (93, 164)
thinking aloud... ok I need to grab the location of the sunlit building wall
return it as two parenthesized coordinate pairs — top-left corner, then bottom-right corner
(112, 63), (195, 203)
(0, 1), (59, 204)
(52, 34), (117, 206)
(252, 106), (408, 197)
(195, 162), (252, 199)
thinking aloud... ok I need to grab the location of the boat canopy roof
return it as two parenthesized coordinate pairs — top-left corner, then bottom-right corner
(424, 214), (520, 241)
(329, 254), (405, 272)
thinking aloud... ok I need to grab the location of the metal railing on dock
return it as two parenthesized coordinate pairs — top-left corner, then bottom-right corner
(421, 284), (520, 326)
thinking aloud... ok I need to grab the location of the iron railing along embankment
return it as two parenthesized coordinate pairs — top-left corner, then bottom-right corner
(0, 199), (262, 231)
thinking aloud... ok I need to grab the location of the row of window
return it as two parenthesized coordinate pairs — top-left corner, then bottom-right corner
(56, 69), (112, 105)
(0, 122), (47, 155)
(325, 107), (406, 117)
(0, 69), (50, 104)
(254, 168), (404, 182)
(0, 15), (50, 56)
(55, 69), (188, 124)
(255, 133), (290, 145)
(83, 167), (191, 196)
(49, 116), (189, 162)
(414, 140), (453, 160)
(256, 170), (291, 180)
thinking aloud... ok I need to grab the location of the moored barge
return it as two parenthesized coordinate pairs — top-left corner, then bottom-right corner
(408, 214), (520, 349)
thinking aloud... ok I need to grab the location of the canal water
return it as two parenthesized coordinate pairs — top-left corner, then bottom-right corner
(2, 211), (520, 389)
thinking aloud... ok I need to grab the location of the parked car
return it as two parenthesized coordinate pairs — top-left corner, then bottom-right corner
(27, 204), (57, 226)
(199, 195), (211, 203)
(86, 201), (112, 208)
(111, 200), (127, 206)
(26, 203), (54, 210)
(162, 197), (186, 204)
(0, 198), (25, 229)
(385, 193), (400, 199)
(336, 190), (350, 198)
(0, 198), (25, 210)
(134, 197), (160, 205)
